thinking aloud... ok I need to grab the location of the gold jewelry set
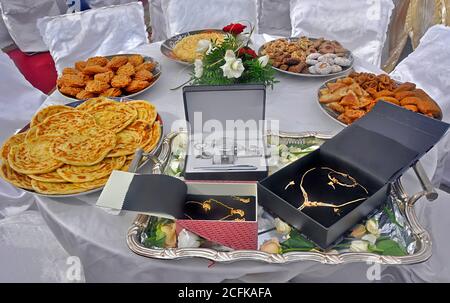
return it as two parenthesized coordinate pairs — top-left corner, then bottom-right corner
(285, 167), (368, 214)
(184, 196), (250, 221)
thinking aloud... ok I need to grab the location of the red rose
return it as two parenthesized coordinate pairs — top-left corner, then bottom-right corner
(223, 23), (246, 35)
(238, 47), (257, 59)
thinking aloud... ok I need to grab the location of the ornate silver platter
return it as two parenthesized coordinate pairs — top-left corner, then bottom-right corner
(58, 54), (161, 101)
(160, 29), (225, 65)
(317, 76), (444, 127)
(258, 37), (354, 78)
(127, 131), (435, 264)
(16, 97), (164, 198)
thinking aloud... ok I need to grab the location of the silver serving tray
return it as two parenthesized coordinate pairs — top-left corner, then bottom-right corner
(318, 76), (444, 127)
(258, 37), (354, 78)
(127, 131), (436, 264)
(58, 54), (161, 101)
(160, 29), (225, 65)
(16, 97), (164, 198)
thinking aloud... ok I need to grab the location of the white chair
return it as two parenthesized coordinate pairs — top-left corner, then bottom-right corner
(0, 211), (82, 282)
(37, 2), (149, 74)
(391, 25), (450, 189)
(0, 51), (47, 218)
(289, 0), (394, 67)
(0, 0), (66, 52)
(258, 0), (291, 37)
(160, 0), (259, 38)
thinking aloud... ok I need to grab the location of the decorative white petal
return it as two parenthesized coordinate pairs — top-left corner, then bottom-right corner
(366, 219), (380, 236)
(220, 56), (245, 79)
(258, 55), (269, 67)
(224, 49), (236, 61)
(362, 234), (378, 245)
(194, 59), (203, 78)
(274, 218), (291, 235)
(196, 39), (211, 53)
(350, 240), (369, 252)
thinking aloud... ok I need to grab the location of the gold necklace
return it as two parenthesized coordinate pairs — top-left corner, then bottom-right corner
(286, 167), (368, 213)
(322, 167), (368, 194)
(185, 199), (246, 221)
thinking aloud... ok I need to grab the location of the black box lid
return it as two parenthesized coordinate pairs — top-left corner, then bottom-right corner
(321, 102), (449, 183)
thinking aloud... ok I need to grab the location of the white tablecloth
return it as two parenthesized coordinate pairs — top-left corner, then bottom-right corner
(34, 40), (450, 282)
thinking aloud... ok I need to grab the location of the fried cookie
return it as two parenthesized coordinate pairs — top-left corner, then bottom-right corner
(76, 90), (97, 100)
(85, 80), (110, 94)
(128, 54), (144, 67)
(60, 86), (83, 97)
(111, 74), (131, 88)
(83, 65), (110, 75)
(125, 80), (149, 93)
(94, 70), (114, 83)
(116, 63), (135, 77)
(100, 88), (122, 98)
(107, 56), (128, 70)
(57, 74), (85, 88)
(86, 56), (109, 67)
(134, 69), (153, 82)
(136, 61), (156, 72)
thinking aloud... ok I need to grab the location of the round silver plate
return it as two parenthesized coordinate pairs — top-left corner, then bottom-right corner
(160, 29), (225, 65)
(258, 37), (354, 78)
(57, 54), (161, 102)
(17, 97), (164, 198)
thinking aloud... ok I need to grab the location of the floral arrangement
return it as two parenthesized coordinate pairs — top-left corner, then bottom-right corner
(191, 23), (277, 88)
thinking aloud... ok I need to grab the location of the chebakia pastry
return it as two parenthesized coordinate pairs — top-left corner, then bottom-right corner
(173, 32), (225, 63)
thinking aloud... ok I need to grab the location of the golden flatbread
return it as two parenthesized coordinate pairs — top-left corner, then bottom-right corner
(30, 105), (76, 127)
(143, 121), (162, 153)
(31, 180), (85, 195)
(76, 96), (111, 111)
(86, 100), (137, 133)
(25, 126), (39, 143)
(8, 136), (63, 174)
(77, 177), (109, 190)
(56, 156), (125, 183)
(1, 132), (26, 163)
(120, 159), (132, 172)
(125, 100), (157, 125)
(107, 121), (146, 157)
(50, 127), (116, 166)
(0, 163), (33, 190)
(29, 171), (66, 183)
(37, 111), (97, 137)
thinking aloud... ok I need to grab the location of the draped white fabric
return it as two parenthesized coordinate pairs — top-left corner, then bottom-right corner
(0, 0), (66, 52)
(258, 0), (291, 37)
(290, 0), (394, 68)
(37, 2), (149, 74)
(0, 17), (13, 48)
(149, 0), (168, 42)
(0, 211), (76, 282)
(0, 51), (46, 219)
(87, 0), (137, 8)
(161, 0), (258, 37)
(391, 25), (450, 188)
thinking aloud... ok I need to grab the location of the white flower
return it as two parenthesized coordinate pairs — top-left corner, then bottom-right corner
(274, 218), (291, 235)
(260, 238), (281, 254)
(258, 55), (269, 67)
(362, 234), (378, 245)
(194, 59), (203, 78)
(196, 39), (211, 53)
(220, 50), (245, 79)
(177, 229), (201, 248)
(366, 219), (380, 236)
(350, 240), (369, 252)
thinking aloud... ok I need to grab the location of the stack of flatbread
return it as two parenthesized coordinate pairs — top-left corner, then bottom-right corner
(0, 97), (161, 195)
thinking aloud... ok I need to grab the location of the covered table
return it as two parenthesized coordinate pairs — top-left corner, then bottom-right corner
(35, 39), (450, 282)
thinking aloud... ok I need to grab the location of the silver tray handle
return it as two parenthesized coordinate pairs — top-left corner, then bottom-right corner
(409, 161), (438, 206)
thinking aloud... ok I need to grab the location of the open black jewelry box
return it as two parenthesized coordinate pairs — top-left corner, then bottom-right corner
(258, 101), (449, 249)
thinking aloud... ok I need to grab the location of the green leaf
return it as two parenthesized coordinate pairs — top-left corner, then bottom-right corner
(383, 205), (404, 229)
(375, 239), (407, 256)
(281, 230), (316, 253)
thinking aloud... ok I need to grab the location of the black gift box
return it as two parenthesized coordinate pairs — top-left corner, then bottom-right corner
(182, 84), (268, 181)
(258, 102), (449, 249)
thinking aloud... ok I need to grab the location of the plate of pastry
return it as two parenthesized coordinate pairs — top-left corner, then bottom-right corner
(57, 54), (161, 101)
(317, 72), (443, 126)
(258, 37), (354, 77)
(0, 97), (163, 197)
(160, 29), (226, 65)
